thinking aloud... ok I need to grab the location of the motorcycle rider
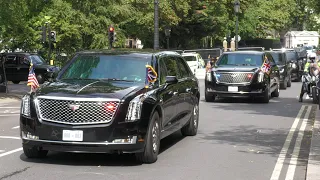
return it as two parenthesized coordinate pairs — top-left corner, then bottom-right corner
(299, 52), (320, 102)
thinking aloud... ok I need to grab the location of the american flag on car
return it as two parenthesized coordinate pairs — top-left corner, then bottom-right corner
(27, 63), (40, 91)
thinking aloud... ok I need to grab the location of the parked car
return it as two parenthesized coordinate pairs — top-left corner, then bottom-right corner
(0, 52), (59, 84)
(204, 51), (280, 103)
(181, 52), (205, 74)
(20, 50), (200, 164)
(267, 51), (292, 89)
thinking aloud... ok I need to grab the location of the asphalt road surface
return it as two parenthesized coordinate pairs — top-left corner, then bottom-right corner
(0, 81), (317, 180)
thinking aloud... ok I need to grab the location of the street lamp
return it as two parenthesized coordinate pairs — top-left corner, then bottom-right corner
(234, 0), (240, 51)
(164, 26), (171, 49)
(154, 0), (159, 50)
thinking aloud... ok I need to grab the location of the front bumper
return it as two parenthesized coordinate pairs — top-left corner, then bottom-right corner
(205, 81), (267, 98)
(20, 115), (146, 153)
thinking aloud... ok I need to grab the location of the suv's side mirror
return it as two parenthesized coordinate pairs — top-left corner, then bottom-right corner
(165, 76), (178, 84)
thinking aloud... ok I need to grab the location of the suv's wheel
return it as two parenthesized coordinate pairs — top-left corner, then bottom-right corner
(23, 146), (48, 158)
(12, 81), (20, 84)
(135, 112), (160, 164)
(280, 80), (287, 90)
(181, 99), (199, 136)
(287, 75), (292, 87)
(205, 89), (216, 102)
(36, 74), (45, 84)
(271, 83), (280, 97)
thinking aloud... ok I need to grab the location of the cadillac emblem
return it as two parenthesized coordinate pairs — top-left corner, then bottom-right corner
(68, 104), (80, 111)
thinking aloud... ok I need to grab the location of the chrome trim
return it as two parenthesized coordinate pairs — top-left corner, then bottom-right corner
(21, 136), (137, 145)
(36, 96), (120, 102)
(215, 71), (254, 84)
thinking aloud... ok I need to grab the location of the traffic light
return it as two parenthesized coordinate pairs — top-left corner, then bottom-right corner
(108, 26), (115, 42)
(50, 31), (56, 43)
(39, 26), (46, 43)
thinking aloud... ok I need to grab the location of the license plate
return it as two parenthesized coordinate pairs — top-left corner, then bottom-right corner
(228, 86), (238, 92)
(62, 130), (83, 141)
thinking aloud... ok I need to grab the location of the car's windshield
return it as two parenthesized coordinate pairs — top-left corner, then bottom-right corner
(285, 52), (297, 61)
(59, 55), (151, 83)
(29, 55), (46, 65)
(216, 53), (262, 66)
(270, 53), (284, 65)
(183, 56), (197, 61)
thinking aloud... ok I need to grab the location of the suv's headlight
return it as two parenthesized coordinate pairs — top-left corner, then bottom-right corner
(258, 72), (264, 82)
(125, 94), (146, 122)
(21, 95), (31, 117)
(280, 68), (284, 73)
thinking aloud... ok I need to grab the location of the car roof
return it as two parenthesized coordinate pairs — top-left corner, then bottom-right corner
(1, 52), (38, 56)
(265, 51), (284, 54)
(223, 51), (265, 55)
(76, 49), (180, 58)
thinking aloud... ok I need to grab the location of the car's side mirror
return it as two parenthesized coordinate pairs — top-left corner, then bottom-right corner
(165, 76), (178, 84)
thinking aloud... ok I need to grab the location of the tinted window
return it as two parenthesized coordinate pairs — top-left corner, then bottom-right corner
(266, 54), (275, 65)
(159, 59), (167, 85)
(5, 56), (17, 65)
(217, 53), (263, 66)
(59, 55), (151, 83)
(183, 56), (197, 61)
(163, 56), (180, 78)
(29, 55), (46, 65)
(269, 52), (284, 65)
(285, 52), (297, 61)
(176, 57), (190, 78)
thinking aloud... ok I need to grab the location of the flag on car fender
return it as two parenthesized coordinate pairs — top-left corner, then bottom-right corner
(27, 63), (39, 92)
(145, 65), (158, 88)
(261, 56), (271, 75)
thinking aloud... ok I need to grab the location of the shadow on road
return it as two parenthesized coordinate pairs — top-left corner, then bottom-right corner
(19, 131), (185, 166)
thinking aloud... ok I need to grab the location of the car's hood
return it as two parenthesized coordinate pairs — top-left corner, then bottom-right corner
(212, 66), (260, 72)
(34, 64), (59, 71)
(35, 79), (145, 99)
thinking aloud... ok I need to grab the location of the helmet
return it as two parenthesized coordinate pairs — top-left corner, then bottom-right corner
(308, 52), (317, 62)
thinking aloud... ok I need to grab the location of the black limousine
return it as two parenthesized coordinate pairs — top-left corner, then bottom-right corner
(20, 50), (200, 163)
(205, 51), (280, 103)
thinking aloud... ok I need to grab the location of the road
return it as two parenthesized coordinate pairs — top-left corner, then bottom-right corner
(0, 81), (316, 180)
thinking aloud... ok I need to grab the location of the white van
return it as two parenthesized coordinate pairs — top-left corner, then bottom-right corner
(181, 52), (205, 75)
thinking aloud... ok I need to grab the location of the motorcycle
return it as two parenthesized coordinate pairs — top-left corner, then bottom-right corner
(302, 63), (320, 104)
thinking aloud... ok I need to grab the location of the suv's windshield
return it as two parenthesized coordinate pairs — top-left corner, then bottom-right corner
(29, 55), (46, 65)
(183, 56), (197, 61)
(285, 52), (297, 61)
(59, 55), (151, 83)
(270, 52), (284, 65)
(216, 53), (262, 66)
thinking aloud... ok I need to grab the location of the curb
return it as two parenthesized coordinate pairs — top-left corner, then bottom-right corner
(0, 93), (24, 100)
(306, 107), (320, 180)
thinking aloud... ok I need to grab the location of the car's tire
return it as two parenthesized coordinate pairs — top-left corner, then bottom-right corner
(12, 81), (20, 84)
(205, 89), (216, 102)
(23, 146), (48, 158)
(135, 111), (160, 164)
(287, 75), (292, 87)
(181, 98), (199, 136)
(280, 81), (287, 90)
(312, 87), (318, 104)
(36, 74), (45, 84)
(260, 86), (270, 103)
(271, 83), (280, 97)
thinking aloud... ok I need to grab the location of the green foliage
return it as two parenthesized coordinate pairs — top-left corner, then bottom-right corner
(0, 0), (319, 58)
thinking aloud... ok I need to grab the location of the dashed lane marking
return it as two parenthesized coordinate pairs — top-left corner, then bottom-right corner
(0, 148), (23, 158)
(0, 114), (20, 117)
(285, 105), (312, 180)
(0, 150), (4, 153)
(0, 107), (20, 108)
(0, 136), (21, 140)
(11, 126), (20, 129)
(270, 105), (307, 180)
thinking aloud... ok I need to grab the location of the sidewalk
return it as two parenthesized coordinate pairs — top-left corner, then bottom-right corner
(306, 106), (320, 180)
(195, 68), (206, 80)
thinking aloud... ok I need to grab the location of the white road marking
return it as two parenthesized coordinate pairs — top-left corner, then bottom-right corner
(0, 114), (20, 117)
(270, 105), (306, 180)
(0, 148), (23, 158)
(12, 126), (20, 129)
(0, 136), (21, 140)
(285, 105), (312, 180)
(0, 150), (4, 153)
(0, 107), (20, 108)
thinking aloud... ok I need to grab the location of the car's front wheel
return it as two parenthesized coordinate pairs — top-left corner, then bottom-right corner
(181, 99), (199, 136)
(36, 74), (45, 84)
(12, 81), (20, 84)
(135, 111), (160, 164)
(23, 146), (48, 158)
(205, 89), (216, 102)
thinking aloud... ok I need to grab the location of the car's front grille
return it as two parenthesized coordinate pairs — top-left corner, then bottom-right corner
(216, 72), (253, 83)
(36, 97), (120, 125)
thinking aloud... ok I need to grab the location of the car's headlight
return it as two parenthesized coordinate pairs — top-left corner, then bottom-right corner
(21, 95), (31, 117)
(125, 94), (146, 122)
(258, 72), (264, 82)
(206, 71), (212, 81)
(280, 68), (284, 73)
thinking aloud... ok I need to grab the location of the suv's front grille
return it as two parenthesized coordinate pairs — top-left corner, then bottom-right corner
(36, 97), (120, 125)
(216, 72), (253, 83)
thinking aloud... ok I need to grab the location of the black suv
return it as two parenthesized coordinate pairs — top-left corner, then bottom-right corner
(268, 51), (292, 89)
(0, 52), (59, 84)
(205, 51), (280, 103)
(20, 50), (200, 163)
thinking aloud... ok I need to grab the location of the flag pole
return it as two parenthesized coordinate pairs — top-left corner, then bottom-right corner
(29, 63), (33, 93)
